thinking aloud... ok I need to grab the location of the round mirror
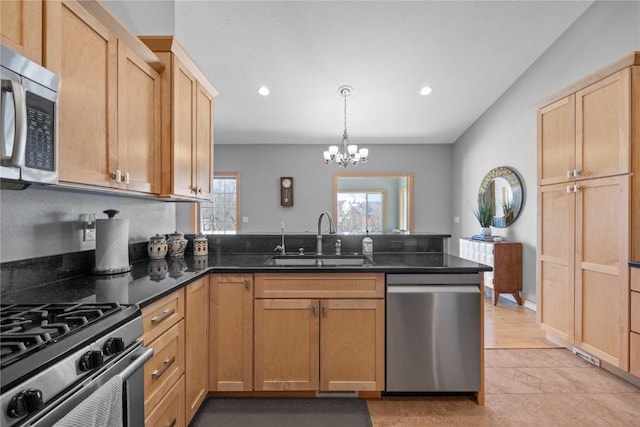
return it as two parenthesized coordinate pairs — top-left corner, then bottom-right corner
(478, 167), (523, 228)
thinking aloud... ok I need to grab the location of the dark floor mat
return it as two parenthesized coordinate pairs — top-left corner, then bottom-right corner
(189, 397), (373, 427)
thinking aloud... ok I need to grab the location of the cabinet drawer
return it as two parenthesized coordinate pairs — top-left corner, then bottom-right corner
(631, 267), (640, 292)
(631, 332), (640, 378)
(142, 289), (184, 344)
(145, 374), (185, 427)
(631, 291), (640, 333)
(144, 320), (185, 418)
(254, 273), (384, 298)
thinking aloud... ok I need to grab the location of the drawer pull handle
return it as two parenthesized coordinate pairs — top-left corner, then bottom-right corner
(321, 305), (327, 317)
(151, 308), (175, 325)
(152, 356), (176, 379)
(165, 419), (176, 427)
(312, 305), (318, 317)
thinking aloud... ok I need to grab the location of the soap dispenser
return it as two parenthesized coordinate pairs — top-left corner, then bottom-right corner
(362, 236), (373, 258)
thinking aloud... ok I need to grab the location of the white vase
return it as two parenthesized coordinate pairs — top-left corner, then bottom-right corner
(481, 227), (492, 236)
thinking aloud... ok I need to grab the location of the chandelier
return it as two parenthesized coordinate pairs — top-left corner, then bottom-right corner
(323, 85), (369, 167)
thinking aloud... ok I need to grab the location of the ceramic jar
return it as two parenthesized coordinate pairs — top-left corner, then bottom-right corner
(193, 233), (208, 256)
(147, 234), (168, 259)
(167, 231), (187, 258)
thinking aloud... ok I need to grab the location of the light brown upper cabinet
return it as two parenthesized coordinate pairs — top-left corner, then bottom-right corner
(538, 68), (631, 186)
(44, 0), (163, 194)
(1, 0), (42, 64)
(537, 53), (639, 374)
(139, 36), (218, 201)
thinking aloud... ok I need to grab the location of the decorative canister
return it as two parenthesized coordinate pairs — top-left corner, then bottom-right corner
(167, 231), (187, 258)
(147, 234), (168, 259)
(147, 259), (168, 282)
(194, 233), (208, 256)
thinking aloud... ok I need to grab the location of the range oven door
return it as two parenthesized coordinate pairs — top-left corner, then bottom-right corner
(28, 343), (153, 427)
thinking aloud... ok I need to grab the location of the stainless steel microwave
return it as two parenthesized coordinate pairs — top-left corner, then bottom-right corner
(1, 45), (59, 189)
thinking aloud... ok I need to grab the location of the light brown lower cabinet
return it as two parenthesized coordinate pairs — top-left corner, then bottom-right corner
(538, 176), (630, 369)
(142, 289), (185, 426)
(253, 273), (385, 392)
(144, 320), (185, 418)
(209, 274), (254, 391)
(145, 374), (185, 427)
(185, 277), (209, 424)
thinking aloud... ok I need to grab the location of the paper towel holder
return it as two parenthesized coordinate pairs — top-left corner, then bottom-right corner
(93, 209), (133, 276)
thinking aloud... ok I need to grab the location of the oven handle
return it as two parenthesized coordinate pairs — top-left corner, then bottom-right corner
(120, 346), (154, 382)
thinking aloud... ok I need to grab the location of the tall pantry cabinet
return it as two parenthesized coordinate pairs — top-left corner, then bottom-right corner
(537, 53), (640, 373)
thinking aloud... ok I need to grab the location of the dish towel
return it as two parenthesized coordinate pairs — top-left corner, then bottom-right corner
(54, 374), (123, 427)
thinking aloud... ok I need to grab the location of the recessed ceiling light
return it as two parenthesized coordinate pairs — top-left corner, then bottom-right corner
(420, 86), (433, 96)
(258, 86), (270, 96)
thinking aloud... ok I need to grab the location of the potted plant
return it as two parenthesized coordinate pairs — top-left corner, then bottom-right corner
(473, 200), (495, 236)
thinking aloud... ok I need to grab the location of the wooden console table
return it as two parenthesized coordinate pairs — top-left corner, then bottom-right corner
(459, 238), (522, 305)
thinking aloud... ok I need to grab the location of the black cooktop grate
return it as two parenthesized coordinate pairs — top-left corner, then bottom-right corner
(0, 303), (125, 368)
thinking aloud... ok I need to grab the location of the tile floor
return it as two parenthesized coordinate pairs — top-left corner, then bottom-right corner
(368, 297), (640, 427)
(369, 348), (640, 426)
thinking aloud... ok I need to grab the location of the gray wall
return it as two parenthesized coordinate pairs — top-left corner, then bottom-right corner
(0, 188), (176, 262)
(0, 2), (179, 264)
(451, 1), (640, 303)
(214, 144), (453, 234)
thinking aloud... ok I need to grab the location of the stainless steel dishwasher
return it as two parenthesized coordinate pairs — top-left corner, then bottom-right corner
(386, 273), (481, 393)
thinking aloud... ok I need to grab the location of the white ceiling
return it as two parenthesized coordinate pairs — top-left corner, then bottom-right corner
(172, 1), (593, 145)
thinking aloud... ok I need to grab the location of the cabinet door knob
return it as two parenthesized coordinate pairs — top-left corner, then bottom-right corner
(312, 305), (318, 317)
(573, 184), (581, 193)
(573, 169), (580, 178)
(566, 185), (572, 193)
(244, 279), (251, 290)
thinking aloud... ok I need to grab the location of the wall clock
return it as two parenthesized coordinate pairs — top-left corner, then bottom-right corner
(280, 177), (294, 206)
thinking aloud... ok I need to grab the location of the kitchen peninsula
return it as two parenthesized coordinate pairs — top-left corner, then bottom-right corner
(1, 233), (491, 425)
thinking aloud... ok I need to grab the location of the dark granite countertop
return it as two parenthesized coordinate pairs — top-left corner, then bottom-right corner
(629, 261), (640, 268)
(1, 252), (491, 308)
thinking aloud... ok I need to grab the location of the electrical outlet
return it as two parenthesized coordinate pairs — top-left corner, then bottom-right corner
(83, 214), (96, 241)
(84, 226), (96, 241)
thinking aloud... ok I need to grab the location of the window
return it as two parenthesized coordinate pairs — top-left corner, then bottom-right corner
(336, 190), (385, 234)
(201, 173), (239, 234)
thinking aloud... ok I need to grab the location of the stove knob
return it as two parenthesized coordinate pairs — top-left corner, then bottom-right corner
(103, 337), (125, 355)
(8, 388), (44, 418)
(79, 350), (104, 371)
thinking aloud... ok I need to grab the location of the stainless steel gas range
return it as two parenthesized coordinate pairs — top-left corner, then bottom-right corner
(0, 303), (152, 427)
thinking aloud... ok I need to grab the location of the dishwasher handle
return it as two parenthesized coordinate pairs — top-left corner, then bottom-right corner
(386, 285), (481, 294)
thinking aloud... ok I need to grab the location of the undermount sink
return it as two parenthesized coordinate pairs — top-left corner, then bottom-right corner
(264, 254), (374, 267)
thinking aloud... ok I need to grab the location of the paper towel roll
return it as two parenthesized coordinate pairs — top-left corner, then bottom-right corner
(95, 218), (131, 274)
